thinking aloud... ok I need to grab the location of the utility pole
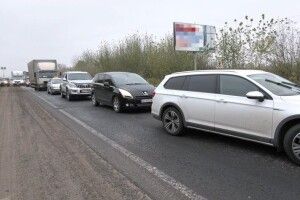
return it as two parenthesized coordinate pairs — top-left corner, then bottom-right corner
(0, 67), (6, 78)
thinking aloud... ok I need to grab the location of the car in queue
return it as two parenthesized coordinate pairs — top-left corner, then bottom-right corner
(91, 72), (155, 112)
(152, 69), (300, 165)
(0, 78), (9, 87)
(47, 77), (63, 95)
(60, 71), (93, 101)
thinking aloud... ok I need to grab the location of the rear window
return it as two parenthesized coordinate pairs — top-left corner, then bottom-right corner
(187, 75), (217, 93)
(164, 76), (186, 90)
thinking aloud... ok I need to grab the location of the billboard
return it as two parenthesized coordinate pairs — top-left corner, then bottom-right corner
(173, 22), (216, 52)
(173, 22), (204, 52)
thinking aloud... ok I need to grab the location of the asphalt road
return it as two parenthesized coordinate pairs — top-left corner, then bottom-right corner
(8, 87), (300, 200)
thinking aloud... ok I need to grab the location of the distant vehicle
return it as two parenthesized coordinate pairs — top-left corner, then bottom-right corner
(11, 70), (25, 86)
(27, 60), (58, 90)
(0, 78), (9, 86)
(25, 78), (30, 87)
(47, 78), (63, 95)
(91, 72), (155, 112)
(152, 69), (300, 165)
(60, 71), (92, 101)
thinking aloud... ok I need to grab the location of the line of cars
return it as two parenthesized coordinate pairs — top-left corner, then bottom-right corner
(0, 78), (30, 87)
(44, 69), (300, 165)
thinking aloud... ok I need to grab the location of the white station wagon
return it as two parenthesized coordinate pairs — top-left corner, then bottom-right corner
(152, 70), (300, 165)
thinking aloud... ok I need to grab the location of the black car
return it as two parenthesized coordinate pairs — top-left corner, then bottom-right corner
(91, 72), (155, 112)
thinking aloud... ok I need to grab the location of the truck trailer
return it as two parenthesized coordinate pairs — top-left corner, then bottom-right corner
(27, 60), (58, 90)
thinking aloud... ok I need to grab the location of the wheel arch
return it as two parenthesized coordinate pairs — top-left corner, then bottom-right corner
(159, 103), (186, 126)
(274, 115), (300, 150)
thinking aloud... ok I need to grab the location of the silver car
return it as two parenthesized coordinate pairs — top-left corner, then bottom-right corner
(47, 78), (63, 95)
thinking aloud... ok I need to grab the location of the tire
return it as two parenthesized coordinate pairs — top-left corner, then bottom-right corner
(112, 96), (122, 113)
(162, 107), (184, 136)
(283, 124), (300, 165)
(91, 93), (99, 106)
(66, 90), (73, 101)
(61, 89), (65, 98)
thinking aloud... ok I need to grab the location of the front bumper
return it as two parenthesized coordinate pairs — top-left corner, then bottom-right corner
(69, 88), (92, 96)
(121, 97), (153, 109)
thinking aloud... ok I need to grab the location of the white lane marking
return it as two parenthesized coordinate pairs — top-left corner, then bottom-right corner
(59, 109), (206, 200)
(25, 87), (207, 200)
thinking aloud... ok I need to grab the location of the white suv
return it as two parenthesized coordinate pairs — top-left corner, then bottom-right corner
(152, 70), (300, 165)
(60, 71), (93, 101)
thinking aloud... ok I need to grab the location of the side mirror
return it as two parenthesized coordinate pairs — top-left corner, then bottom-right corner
(246, 91), (264, 102)
(63, 78), (67, 81)
(104, 81), (110, 87)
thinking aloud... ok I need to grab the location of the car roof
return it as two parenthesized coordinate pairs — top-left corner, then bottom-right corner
(66, 71), (88, 74)
(97, 71), (137, 76)
(170, 69), (268, 77)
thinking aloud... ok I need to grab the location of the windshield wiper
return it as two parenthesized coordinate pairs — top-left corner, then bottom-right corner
(265, 79), (292, 89)
(126, 83), (145, 85)
(281, 81), (300, 88)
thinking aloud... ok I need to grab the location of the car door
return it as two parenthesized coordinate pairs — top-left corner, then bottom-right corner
(180, 74), (217, 128)
(214, 74), (274, 139)
(61, 73), (67, 92)
(102, 75), (115, 104)
(94, 74), (104, 101)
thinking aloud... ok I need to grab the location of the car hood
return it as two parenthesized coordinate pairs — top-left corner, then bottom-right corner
(118, 84), (155, 97)
(51, 83), (61, 87)
(70, 80), (92, 84)
(281, 95), (300, 103)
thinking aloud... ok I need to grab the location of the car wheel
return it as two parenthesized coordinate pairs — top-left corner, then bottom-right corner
(284, 124), (300, 165)
(162, 107), (184, 136)
(66, 90), (73, 101)
(61, 89), (65, 98)
(112, 96), (122, 113)
(91, 93), (99, 106)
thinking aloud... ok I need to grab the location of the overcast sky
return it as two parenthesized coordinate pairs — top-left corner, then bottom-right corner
(1, 0), (300, 75)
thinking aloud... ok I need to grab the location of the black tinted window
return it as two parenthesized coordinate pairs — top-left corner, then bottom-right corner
(187, 75), (217, 93)
(220, 75), (258, 96)
(164, 76), (186, 90)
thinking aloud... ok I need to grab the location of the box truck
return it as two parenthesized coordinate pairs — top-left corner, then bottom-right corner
(27, 60), (58, 90)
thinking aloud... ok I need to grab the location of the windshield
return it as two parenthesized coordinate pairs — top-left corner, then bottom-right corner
(68, 73), (92, 80)
(112, 73), (148, 86)
(51, 79), (63, 84)
(249, 73), (300, 96)
(38, 71), (56, 78)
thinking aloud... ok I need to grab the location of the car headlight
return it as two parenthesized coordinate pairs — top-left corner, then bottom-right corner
(119, 89), (133, 99)
(68, 83), (77, 88)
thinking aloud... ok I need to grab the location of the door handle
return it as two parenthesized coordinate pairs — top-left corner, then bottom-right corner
(217, 99), (227, 103)
(181, 94), (188, 99)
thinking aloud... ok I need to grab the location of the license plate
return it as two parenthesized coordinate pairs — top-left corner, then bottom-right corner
(141, 99), (152, 103)
(81, 89), (90, 93)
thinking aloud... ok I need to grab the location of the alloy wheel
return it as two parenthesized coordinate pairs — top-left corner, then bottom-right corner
(163, 110), (180, 134)
(292, 133), (300, 160)
(113, 97), (120, 112)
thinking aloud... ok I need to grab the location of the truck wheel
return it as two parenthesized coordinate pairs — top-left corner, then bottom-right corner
(284, 124), (300, 165)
